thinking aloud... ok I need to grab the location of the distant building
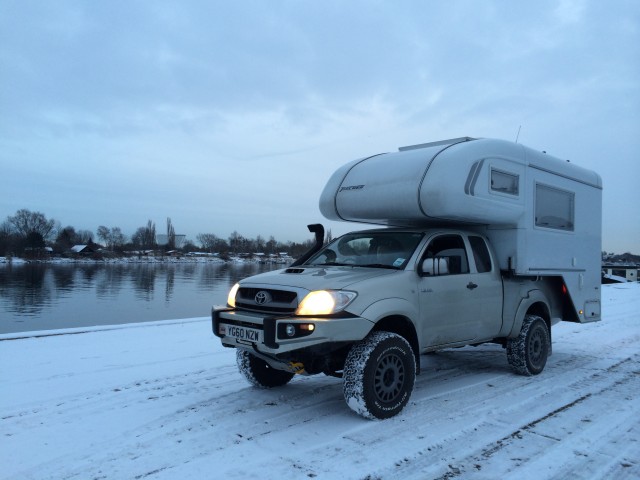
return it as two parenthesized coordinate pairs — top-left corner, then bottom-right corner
(70, 245), (95, 254)
(156, 234), (186, 248)
(602, 264), (639, 282)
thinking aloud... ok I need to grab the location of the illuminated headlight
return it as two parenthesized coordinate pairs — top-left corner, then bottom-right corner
(227, 283), (240, 308)
(296, 290), (357, 316)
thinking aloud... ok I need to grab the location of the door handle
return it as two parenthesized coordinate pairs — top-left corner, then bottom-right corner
(466, 282), (478, 290)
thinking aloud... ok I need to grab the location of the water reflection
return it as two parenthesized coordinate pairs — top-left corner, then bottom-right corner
(0, 262), (281, 334)
(96, 265), (126, 299)
(0, 264), (52, 317)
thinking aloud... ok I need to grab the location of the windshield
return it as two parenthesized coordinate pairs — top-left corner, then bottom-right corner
(305, 232), (424, 270)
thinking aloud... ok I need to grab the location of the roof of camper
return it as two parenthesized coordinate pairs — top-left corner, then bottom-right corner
(396, 137), (602, 189)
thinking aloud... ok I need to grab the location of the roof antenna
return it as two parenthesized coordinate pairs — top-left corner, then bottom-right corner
(515, 125), (522, 143)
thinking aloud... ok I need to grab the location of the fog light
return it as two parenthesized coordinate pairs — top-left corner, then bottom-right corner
(285, 324), (296, 337)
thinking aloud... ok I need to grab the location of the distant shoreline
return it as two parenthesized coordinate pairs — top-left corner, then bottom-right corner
(0, 255), (293, 266)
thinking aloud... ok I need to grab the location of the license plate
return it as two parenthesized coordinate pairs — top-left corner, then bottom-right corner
(219, 324), (262, 343)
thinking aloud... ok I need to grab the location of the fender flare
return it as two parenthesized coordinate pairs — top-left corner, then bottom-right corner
(508, 289), (551, 338)
(360, 297), (419, 326)
(360, 298), (421, 373)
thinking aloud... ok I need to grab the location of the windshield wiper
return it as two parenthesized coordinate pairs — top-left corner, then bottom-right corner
(359, 263), (399, 270)
(308, 262), (351, 267)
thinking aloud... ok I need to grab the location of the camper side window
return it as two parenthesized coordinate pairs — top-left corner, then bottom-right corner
(535, 183), (575, 231)
(490, 169), (519, 196)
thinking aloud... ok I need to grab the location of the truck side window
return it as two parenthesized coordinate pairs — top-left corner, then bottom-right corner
(468, 236), (492, 273)
(423, 235), (469, 275)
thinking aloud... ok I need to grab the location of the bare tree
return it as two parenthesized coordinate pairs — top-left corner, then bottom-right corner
(196, 233), (230, 253)
(110, 227), (126, 248)
(197, 233), (218, 252)
(229, 231), (241, 254)
(54, 226), (77, 251)
(325, 229), (333, 244)
(8, 209), (56, 241)
(129, 221), (157, 249)
(144, 220), (156, 248)
(266, 236), (277, 255)
(166, 217), (176, 250)
(131, 227), (146, 248)
(96, 225), (126, 250)
(97, 226), (110, 246)
(255, 235), (265, 252)
(0, 220), (19, 255)
(76, 229), (94, 244)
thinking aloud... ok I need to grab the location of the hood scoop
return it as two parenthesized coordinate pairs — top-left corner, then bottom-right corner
(284, 268), (305, 274)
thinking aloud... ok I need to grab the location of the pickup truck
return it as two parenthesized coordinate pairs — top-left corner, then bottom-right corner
(212, 226), (558, 419)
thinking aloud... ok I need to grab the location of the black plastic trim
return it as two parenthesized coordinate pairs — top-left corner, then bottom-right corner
(290, 224), (325, 267)
(263, 317), (278, 349)
(211, 307), (233, 338)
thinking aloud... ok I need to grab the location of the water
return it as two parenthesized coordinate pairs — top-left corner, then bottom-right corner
(0, 262), (281, 334)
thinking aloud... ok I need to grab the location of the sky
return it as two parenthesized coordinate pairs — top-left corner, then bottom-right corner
(1, 0), (639, 253)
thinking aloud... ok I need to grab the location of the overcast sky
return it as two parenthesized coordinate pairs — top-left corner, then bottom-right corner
(1, 0), (638, 253)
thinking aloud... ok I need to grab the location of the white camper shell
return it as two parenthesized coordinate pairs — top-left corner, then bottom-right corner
(320, 137), (602, 323)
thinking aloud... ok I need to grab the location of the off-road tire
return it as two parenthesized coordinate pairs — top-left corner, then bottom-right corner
(507, 314), (550, 376)
(343, 331), (416, 419)
(236, 350), (294, 388)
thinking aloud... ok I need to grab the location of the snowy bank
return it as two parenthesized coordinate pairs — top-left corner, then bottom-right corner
(1, 283), (639, 479)
(0, 255), (287, 266)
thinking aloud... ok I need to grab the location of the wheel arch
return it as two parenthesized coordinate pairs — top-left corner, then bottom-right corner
(372, 315), (421, 375)
(509, 290), (552, 339)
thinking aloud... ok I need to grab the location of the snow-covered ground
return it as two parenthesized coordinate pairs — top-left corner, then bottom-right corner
(1, 283), (638, 480)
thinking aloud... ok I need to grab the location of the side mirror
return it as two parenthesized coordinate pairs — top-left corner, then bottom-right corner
(421, 258), (449, 276)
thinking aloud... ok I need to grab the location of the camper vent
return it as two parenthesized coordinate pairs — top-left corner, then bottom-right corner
(399, 136), (477, 152)
(284, 268), (305, 274)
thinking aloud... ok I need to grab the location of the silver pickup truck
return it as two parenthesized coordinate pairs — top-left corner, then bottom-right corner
(212, 226), (560, 419)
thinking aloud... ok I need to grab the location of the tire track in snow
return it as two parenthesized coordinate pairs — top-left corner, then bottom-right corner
(367, 354), (640, 480)
(5, 373), (348, 480)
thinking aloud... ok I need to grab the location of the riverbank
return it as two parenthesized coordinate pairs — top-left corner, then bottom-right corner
(0, 255), (292, 266)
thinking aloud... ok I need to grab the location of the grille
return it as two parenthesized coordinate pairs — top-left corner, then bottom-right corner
(237, 287), (298, 314)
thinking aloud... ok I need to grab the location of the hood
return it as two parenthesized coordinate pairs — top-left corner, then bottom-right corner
(239, 266), (398, 292)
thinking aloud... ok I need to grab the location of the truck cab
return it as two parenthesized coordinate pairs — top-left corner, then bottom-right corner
(213, 227), (557, 419)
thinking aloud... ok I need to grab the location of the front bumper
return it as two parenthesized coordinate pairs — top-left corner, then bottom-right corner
(211, 305), (374, 355)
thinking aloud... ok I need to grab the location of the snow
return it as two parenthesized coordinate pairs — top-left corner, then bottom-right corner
(1, 283), (638, 479)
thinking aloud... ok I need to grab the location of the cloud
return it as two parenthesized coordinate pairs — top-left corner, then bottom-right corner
(0, 0), (638, 250)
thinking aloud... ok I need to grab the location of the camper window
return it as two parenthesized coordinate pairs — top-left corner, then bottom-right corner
(535, 183), (575, 231)
(490, 169), (519, 196)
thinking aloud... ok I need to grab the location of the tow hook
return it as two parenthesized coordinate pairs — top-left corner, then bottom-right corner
(288, 362), (305, 374)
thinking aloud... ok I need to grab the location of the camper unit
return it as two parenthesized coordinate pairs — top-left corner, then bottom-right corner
(320, 137), (603, 323)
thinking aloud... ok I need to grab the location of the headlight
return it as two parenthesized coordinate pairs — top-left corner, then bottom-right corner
(227, 283), (240, 308)
(296, 290), (357, 316)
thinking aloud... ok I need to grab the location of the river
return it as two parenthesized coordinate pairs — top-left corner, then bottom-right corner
(0, 262), (281, 334)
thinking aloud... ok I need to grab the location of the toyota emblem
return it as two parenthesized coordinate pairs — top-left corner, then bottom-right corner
(255, 291), (272, 305)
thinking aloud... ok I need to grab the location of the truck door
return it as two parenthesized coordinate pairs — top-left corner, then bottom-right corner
(418, 234), (501, 346)
(466, 235), (503, 338)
